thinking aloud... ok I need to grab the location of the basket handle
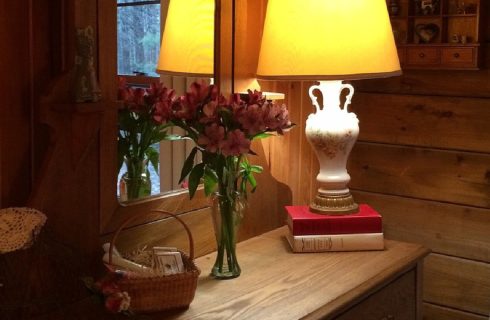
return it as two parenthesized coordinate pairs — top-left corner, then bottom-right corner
(109, 210), (195, 265)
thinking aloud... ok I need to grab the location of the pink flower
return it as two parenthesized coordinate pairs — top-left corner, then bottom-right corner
(153, 100), (172, 124)
(152, 87), (175, 124)
(220, 129), (251, 156)
(200, 100), (219, 124)
(245, 89), (265, 105)
(94, 276), (119, 296)
(263, 102), (291, 133)
(198, 123), (225, 153)
(174, 81), (218, 120)
(237, 104), (266, 136)
(180, 180), (189, 189)
(105, 291), (131, 313)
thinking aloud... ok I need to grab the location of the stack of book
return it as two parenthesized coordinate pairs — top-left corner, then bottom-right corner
(285, 204), (384, 253)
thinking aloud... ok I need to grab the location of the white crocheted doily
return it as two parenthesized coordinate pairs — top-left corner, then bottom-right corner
(0, 207), (47, 254)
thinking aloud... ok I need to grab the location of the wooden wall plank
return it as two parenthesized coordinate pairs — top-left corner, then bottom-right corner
(348, 142), (490, 208)
(351, 93), (490, 153)
(0, 1), (32, 207)
(283, 81), (303, 206)
(423, 303), (488, 320)
(352, 191), (490, 263)
(424, 253), (490, 316)
(101, 208), (216, 259)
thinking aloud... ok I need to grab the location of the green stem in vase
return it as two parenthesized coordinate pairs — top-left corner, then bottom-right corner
(212, 161), (242, 279)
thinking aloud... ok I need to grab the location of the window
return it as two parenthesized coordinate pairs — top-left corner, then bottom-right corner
(116, 0), (208, 201)
(117, 0), (161, 77)
(117, 0), (162, 199)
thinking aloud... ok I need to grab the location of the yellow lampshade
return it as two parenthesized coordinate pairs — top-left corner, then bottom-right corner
(157, 0), (214, 77)
(257, 0), (401, 80)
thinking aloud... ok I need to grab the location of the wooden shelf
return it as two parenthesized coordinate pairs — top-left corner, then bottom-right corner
(388, 0), (483, 70)
(443, 14), (477, 17)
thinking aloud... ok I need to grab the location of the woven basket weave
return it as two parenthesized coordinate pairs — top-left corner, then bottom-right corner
(108, 210), (200, 313)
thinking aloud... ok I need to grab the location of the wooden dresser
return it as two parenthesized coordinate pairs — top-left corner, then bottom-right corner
(167, 226), (430, 320)
(35, 226), (429, 319)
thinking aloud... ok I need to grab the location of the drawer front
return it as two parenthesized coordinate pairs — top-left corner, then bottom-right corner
(441, 47), (476, 67)
(407, 48), (440, 65)
(335, 270), (416, 320)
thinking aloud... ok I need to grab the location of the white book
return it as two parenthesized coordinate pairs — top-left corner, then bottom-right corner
(286, 232), (385, 253)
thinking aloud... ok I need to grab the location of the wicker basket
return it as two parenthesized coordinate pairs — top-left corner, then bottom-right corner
(107, 210), (200, 313)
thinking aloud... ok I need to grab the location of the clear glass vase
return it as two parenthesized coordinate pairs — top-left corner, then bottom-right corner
(211, 191), (246, 279)
(119, 157), (151, 201)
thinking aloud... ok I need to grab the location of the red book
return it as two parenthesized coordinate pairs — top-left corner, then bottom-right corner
(286, 204), (382, 236)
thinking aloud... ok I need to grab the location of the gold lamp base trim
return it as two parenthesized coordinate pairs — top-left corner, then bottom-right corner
(310, 193), (359, 215)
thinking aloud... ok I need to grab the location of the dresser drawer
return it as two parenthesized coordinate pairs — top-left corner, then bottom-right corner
(335, 270), (416, 320)
(407, 48), (440, 65)
(441, 47), (476, 67)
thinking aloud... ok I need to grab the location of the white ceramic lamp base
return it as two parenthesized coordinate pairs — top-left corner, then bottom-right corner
(305, 80), (359, 215)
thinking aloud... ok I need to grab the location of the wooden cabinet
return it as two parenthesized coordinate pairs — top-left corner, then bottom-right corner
(164, 227), (429, 320)
(387, 0), (484, 70)
(335, 270), (416, 320)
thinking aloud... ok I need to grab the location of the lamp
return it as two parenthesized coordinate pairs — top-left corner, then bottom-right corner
(156, 0), (214, 77)
(257, 0), (401, 214)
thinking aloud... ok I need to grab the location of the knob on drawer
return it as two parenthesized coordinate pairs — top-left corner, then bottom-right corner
(453, 53), (460, 58)
(419, 52), (425, 58)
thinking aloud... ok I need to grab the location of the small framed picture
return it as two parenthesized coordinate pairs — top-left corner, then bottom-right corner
(152, 248), (184, 275)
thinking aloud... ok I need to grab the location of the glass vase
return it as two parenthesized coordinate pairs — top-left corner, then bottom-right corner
(211, 191), (246, 279)
(119, 157), (151, 201)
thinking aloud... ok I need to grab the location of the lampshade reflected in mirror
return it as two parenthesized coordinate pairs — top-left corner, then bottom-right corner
(157, 0), (215, 77)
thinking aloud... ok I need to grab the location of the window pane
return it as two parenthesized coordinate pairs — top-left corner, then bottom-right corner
(117, 4), (160, 76)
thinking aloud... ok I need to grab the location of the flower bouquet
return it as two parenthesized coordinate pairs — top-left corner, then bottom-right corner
(117, 79), (178, 201)
(165, 81), (293, 278)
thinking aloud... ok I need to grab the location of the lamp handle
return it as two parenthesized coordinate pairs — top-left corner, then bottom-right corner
(341, 83), (354, 112)
(308, 83), (322, 113)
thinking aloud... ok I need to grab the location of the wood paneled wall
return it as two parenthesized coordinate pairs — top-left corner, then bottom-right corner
(262, 38), (490, 320)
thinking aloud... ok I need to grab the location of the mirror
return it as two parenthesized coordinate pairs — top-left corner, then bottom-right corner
(116, 0), (216, 203)
(99, 0), (233, 235)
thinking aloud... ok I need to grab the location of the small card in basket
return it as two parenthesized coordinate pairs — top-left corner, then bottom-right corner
(152, 247), (184, 275)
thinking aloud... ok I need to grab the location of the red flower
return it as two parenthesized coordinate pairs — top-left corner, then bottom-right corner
(152, 86), (176, 124)
(237, 104), (266, 136)
(175, 81), (218, 121)
(244, 89), (265, 105)
(198, 123), (225, 153)
(105, 291), (131, 313)
(94, 275), (120, 296)
(220, 129), (251, 156)
(200, 100), (220, 124)
(263, 102), (291, 133)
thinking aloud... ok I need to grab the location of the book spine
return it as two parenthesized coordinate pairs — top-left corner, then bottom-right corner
(287, 233), (384, 253)
(287, 215), (382, 236)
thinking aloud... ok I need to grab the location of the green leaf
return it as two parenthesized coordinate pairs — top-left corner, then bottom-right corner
(188, 163), (205, 199)
(118, 135), (130, 171)
(203, 167), (218, 196)
(250, 165), (263, 173)
(145, 146), (159, 173)
(151, 130), (170, 144)
(247, 173), (257, 192)
(252, 132), (273, 140)
(179, 147), (198, 183)
(165, 134), (183, 141)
